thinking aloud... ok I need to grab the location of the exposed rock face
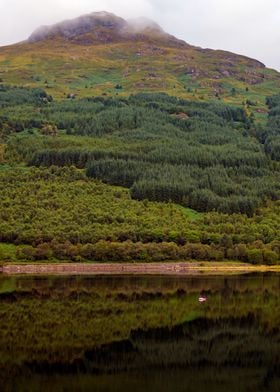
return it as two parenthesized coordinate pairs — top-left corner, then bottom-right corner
(28, 11), (186, 47)
(29, 12), (127, 42)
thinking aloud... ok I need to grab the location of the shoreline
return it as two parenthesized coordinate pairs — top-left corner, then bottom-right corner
(1, 262), (280, 276)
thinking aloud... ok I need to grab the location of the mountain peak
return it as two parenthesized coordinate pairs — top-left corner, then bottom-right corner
(28, 11), (185, 47)
(28, 12), (127, 43)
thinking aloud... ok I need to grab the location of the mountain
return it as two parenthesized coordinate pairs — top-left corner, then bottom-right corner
(28, 12), (183, 46)
(0, 11), (279, 108)
(1, 12), (280, 265)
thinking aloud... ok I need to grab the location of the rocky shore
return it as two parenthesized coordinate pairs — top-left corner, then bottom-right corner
(1, 262), (280, 276)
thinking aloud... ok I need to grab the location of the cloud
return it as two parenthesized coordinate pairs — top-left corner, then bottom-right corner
(0, 0), (279, 70)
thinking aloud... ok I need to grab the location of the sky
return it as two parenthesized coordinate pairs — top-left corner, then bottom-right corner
(0, 0), (279, 70)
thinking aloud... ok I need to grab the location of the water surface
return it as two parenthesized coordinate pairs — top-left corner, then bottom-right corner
(1, 273), (280, 391)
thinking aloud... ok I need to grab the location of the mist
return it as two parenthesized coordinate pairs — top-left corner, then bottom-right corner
(0, 0), (279, 70)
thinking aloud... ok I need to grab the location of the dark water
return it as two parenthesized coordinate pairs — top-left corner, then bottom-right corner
(1, 273), (280, 391)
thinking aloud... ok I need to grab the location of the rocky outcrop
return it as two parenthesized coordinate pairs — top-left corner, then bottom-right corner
(28, 11), (187, 47)
(28, 12), (127, 42)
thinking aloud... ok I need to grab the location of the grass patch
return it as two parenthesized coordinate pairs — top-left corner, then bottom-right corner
(0, 243), (17, 261)
(176, 205), (202, 221)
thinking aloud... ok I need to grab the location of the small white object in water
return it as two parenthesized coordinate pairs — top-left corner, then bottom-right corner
(198, 296), (207, 303)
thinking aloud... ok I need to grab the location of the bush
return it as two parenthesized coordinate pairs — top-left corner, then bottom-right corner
(246, 249), (263, 265)
(263, 249), (278, 265)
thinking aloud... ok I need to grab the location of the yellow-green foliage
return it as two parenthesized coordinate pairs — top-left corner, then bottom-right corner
(0, 144), (5, 163)
(0, 37), (279, 112)
(0, 166), (280, 264)
(0, 166), (197, 246)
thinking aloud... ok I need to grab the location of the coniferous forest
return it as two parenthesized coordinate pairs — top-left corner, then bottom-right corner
(1, 85), (280, 264)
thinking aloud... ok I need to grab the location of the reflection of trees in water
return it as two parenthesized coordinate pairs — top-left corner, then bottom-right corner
(6, 273), (280, 296)
(8, 367), (280, 392)
(1, 274), (280, 391)
(82, 315), (280, 370)
(17, 315), (280, 392)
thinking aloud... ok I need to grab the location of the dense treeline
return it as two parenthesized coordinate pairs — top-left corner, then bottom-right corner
(0, 167), (279, 264)
(0, 166), (196, 245)
(14, 238), (280, 264)
(0, 85), (52, 139)
(87, 159), (279, 215)
(2, 88), (279, 214)
(1, 87), (280, 264)
(262, 94), (280, 161)
(0, 85), (52, 106)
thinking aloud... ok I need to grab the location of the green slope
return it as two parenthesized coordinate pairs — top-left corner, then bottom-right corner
(0, 12), (279, 108)
(1, 12), (280, 264)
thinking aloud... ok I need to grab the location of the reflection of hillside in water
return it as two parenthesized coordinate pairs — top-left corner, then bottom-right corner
(1, 274), (280, 391)
(10, 316), (280, 392)
(7, 273), (280, 295)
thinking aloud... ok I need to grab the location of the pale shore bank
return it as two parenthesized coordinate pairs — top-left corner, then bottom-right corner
(1, 262), (280, 276)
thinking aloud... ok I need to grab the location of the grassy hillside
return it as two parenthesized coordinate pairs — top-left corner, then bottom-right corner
(1, 13), (280, 264)
(0, 12), (279, 110)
